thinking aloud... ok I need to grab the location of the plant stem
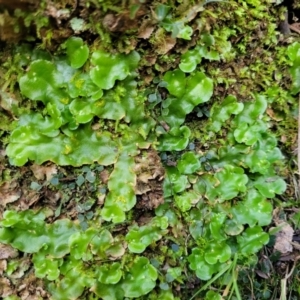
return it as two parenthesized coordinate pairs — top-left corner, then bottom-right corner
(189, 262), (232, 300)
(232, 269), (242, 300)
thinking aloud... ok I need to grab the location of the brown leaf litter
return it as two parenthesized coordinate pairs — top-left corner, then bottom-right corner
(134, 148), (165, 210)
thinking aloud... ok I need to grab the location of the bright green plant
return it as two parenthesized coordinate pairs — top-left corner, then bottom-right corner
(287, 42), (300, 94)
(0, 2), (294, 298)
(155, 3), (203, 40)
(90, 50), (140, 90)
(101, 154), (137, 223)
(231, 189), (273, 227)
(6, 37), (150, 167)
(0, 208), (160, 299)
(65, 37), (90, 68)
(126, 216), (168, 253)
(177, 152), (201, 174)
(188, 248), (224, 281)
(159, 92), (286, 299)
(157, 69), (213, 151)
(179, 33), (223, 73)
(161, 69), (213, 127)
(158, 126), (192, 151)
(209, 95), (244, 132)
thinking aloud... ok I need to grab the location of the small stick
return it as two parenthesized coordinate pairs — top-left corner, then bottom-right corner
(289, 24), (300, 34)
(285, 255), (300, 280)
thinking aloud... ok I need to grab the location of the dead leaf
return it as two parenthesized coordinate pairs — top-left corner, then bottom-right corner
(273, 222), (294, 254)
(186, 4), (205, 22)
(143, 55), (157, 67)
(46, 0), (76, 23)
(0, 277), (13, 297)
(137, 215), (153, 226)
(281, 135), (287, 143)
(30, 164), (57, 181)
(0, 260), (7, 275)
(144, 74), (155, 85)
(138, 173), (153, 184)
(290, 23), (300, 34)
(290, 241), (300, 250)
(106, 243), (126, 259)
(16, 190), (40, 210)
(0, 244), (18, 259)
(97, 194), (105, 206)
(103, 6), (146, 33)
(266, 108), (283, 121)
(99, 170), (110, 184)
(44, 190), (61, 210)
(279, 253), (295, 261)
(136, 181), (151, 194)
(19, 272), (48, 300)
(0, 148), (5, 158)
(138, 19), (155, 39)
(157, 35), (176, 54)
(0, 182), (21, 207)
(255, 269), (269, 279)
(0, 90), (19, 115)
(9, 257), (31, 280)
(135, 149), (165, 210)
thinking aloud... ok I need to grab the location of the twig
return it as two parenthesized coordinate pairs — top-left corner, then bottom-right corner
(279, 255), (300, 300)
(285, 255), (300, 280)
(280, 276), (287, 300)
(289, 24), (300, 34)
(189, 262), (232, 300)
